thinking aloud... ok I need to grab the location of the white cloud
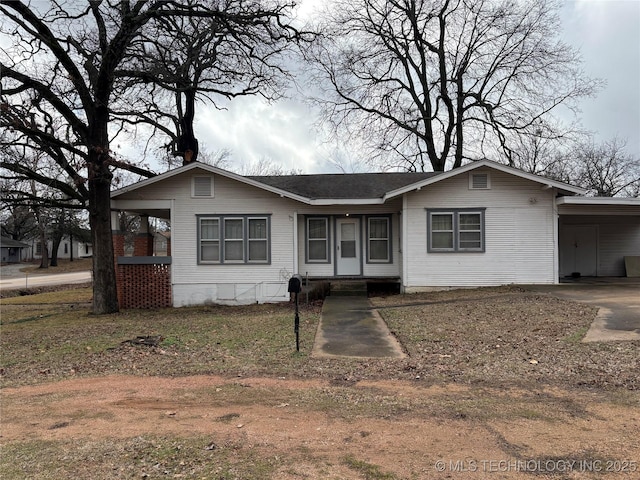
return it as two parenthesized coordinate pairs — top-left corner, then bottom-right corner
(191, 0), (640, 175)
(561, 0), (640, 156)
(195, 94), (331, 173)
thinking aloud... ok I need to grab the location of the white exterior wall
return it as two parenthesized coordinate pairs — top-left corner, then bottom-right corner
(559, 215), (640, 276)
(403, 168), (557, 289)
(115, 170), (300, 306)
(295, 201), (402, 278)
(28, 237), (92, 260)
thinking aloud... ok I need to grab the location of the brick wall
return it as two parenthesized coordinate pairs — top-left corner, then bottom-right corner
(134, 233), (154, 256)
(113, 232), (172, 309)
(116, 263), (172, 309)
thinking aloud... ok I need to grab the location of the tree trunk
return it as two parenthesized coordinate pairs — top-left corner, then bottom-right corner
(38, 228), (48, 269)
(88, 136), (119, 314)
(50, 235), (61, 266)
(178, 90), (199, 165)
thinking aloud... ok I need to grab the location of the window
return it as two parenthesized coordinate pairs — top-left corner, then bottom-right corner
(427, 209), (485, 252)
(248, 218), (268, 262)
(223, 218), (244, 262)
(192, 176), (213, 197)
(199, 218), (220, 262)
(458, 213), (482, 250)
(307, 217), (329, 262)
(367, 217), (391, 263)
(198, 215), (270, 264)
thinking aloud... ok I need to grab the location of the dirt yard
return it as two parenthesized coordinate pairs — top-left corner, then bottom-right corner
(2, 374), (639, 479)
(1, 285), (639, 479)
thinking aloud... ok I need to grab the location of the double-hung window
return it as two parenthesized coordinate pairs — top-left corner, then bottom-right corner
(198, 215), (270, 264)
(248, 218), (268, 262)
(367, 216), (391, 262)
(199, 218), (220, 262)
(427, 209), (485, 252)
(224, 218), (244, 262)
(307, 217), (329, 262)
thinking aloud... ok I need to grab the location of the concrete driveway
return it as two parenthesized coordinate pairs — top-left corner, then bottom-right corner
(526, 279), (640, 342)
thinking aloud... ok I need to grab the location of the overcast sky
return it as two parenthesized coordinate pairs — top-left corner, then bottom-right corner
(192, 0), (640, 174)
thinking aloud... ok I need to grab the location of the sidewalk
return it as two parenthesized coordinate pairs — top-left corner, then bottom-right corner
(312, 296), (406, 358)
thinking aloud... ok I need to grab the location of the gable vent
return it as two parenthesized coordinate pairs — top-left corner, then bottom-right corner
(193, 176), (213, 197)
(469, 173), (490, 190)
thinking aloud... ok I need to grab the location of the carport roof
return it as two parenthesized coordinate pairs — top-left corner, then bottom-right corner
(557, 197), (640, 206)
(556, 196), (640, 216)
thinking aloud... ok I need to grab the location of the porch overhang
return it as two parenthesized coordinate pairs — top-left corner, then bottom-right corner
(110, 199), (172, 220)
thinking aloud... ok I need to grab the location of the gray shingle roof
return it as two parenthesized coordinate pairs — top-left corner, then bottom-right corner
(248, 172), (440, 199)
(0, 236), (29, 248)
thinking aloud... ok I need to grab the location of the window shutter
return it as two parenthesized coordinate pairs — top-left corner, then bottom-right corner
(193, 177), (212, 197)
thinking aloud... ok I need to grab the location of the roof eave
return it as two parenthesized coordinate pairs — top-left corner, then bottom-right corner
(110, 162), (312, 204)
(384, 160), (586, 198)
(309, 198), (385, 205)
(556, 196), (640, 206)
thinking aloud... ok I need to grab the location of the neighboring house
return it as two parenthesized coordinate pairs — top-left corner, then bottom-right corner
(110, 159), (640, 307)
(0, 236), (30, 264)
(26, 232), (93, 261)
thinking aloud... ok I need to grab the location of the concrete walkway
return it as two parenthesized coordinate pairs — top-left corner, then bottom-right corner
(312, 296), (406, 358)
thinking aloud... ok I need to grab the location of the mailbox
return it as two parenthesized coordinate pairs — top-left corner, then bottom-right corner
(288, 275), (302, 294)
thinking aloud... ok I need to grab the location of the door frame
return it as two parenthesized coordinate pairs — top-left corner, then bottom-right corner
(334, 216), (362, 276)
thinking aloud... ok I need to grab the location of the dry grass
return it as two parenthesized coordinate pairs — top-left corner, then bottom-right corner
(1, 286), (639, 480)
(19, 258), (93, 275)
(1, 285), (638, 391)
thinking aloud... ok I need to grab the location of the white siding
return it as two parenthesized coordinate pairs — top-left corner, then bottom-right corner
(295, 201), (402, 278)
(560, 215), (640, 276)
(404, 168), (557, 288)
(115, 170), (299, 305)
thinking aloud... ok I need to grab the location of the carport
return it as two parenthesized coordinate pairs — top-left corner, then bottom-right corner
(557, 197), (640, 279)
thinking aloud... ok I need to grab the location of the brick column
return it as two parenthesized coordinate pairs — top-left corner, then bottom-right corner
(134, 233), (154, 256)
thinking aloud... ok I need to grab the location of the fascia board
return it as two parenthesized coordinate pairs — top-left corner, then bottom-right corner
(110, 162), (197, 197)
(110, 162), (312, 204)
(309, 198), (385, 205)
(383, 160), (585, 200)
(556, 196), (640, 206)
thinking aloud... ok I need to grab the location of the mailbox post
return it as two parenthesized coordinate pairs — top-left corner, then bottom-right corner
(287, 275), (302, 352)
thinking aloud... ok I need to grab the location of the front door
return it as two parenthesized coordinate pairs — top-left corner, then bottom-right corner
(336, 218), (361, 276)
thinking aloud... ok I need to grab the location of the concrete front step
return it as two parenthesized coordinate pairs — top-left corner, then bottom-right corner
(330, 281), (368, 297)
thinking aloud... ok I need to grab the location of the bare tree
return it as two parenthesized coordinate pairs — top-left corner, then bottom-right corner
(0, 0), (304, 313)
(305, 0), (601, 172)
(114, 0), (306, 166)
(572, 138), (640, 197)
(0, 203), (37, 242)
